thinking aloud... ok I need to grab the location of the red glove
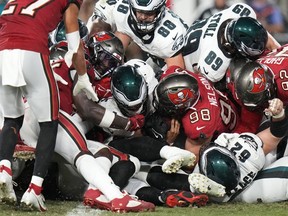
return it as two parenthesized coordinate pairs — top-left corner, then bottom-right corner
(127, 114), (145, 131)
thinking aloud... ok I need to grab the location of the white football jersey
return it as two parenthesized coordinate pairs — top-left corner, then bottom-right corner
(87, 0), (119, 32)
(214, 132), (265, 202)
(112, 0), (188, 59)
(183, 3), (256, 82)
(99, 61), (157, 138)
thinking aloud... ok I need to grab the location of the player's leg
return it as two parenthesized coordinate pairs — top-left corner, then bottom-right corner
(0, 50), (25, 205)
(56, 111), (154, 212)
(20, 51), (59, 211)
(235, 156), (288, 203)
(0, 85), (24, 204)
(109, 136), (196, 173)
(109, 146), (141, 190)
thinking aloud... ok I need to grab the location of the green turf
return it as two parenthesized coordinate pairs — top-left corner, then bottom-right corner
(0, 201), (288, 216)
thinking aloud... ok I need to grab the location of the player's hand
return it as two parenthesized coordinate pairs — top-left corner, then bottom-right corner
(127, 114), (145, 131)
(214, 133), (239, 147)
(264, 98), (284, 119)
(73, 73), (99, 102)
(166, 118), (180, 145)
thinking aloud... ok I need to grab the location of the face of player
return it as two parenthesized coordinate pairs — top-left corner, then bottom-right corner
(135, 10), (157, 24)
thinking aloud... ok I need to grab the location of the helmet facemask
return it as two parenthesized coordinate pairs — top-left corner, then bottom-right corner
(225, 17), (268, 59)
(129, 0), (166, 33)
(153, 72), (200, 119)
(87, 32), (124, 80)
(199, 144), (240, 193)
(111, 65), (148, 117)
(236, 63), (276, 111)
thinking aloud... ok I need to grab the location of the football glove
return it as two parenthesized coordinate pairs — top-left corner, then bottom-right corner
(143, 112), (170, 140)
(73, 73), (99, 102)
(126, 114), (145, 131)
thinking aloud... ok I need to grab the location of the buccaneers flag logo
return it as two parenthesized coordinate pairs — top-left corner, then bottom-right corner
(167, 88), (194, 106)
(249, 67), (266, 93)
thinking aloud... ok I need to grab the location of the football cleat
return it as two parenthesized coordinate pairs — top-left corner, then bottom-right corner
(162, 151), (196, 174)
(13, 143), (35, 161)
(188, 173), (226, 197)
(0, 165), (17, 205)
(20, 183), (47, 211)
(83, 188), (111, 210)
(161, 189), (209, 208)
(110, 193), (155, 213)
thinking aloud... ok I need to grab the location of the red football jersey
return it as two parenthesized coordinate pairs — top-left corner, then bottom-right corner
(182, 74), (239, 140)
(258, 44), (288, 106)
(161, 66), (239, 140)
(53, 57), (96, 115)
(0, 0), (82, 55)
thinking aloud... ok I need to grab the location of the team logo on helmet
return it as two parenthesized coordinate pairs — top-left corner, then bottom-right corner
(94, 32), (113, 42)
(136, 0), (152, 6)
(249, 67), (266, 93)
(167, 88), (194, 106)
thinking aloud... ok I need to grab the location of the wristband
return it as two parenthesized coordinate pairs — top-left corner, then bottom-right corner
(270, 117), (288, 138)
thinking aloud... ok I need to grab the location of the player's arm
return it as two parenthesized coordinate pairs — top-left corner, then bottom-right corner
(165, 53), (185, 69)
(78, 0), (98, 24)
(64, 3), (98, 101)
(64, 4), (86, 76)
(266, 32), (281, 50)
(115, 31), (132, 50)
(185, 136), (212, 163)
(258, 98), (288, 154)
(73, 91), (144, 131)
(88, 17), (112, 37)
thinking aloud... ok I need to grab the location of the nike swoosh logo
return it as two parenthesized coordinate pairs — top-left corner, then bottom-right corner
(196, 126), (205, 131)
(151, 128), (163, 139)
(100, 5), (106, 9)
(203, 67), (209, 75)
(172, 33), (178, 40)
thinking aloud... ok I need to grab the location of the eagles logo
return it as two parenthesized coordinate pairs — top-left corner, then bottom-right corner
(167, 88), (194, 106)
(249, 67), (266, 93)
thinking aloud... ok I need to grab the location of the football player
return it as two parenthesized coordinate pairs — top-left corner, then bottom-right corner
(152, 66), (248, 163)
(0, 0), (97, 211)
(50, 31), (144, 132)
(95, 62), (196, 173)
(196, 97), (288, 202)
(106, 0), (188, 68)
(226, 44), (288, 164)
(183, 2), (280, 83)
(19, 101), (155, 213)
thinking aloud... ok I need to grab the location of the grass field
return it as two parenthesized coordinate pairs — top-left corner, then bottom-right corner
(1, 201), (288, 216)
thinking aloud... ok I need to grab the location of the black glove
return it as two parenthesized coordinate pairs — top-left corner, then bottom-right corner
(143, 112), (170, 141)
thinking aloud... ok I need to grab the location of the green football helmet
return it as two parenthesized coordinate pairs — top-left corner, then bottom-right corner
(111, 65), (148, 117)
(225, 17), (268, 59)
(129, 0), (166, 33)
(49, 19), (88, 46)
(199, 144), (240, 192)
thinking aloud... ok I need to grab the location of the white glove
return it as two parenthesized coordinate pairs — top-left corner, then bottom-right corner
(53, 71), (68, 85)
(214, 133), (239, 147)
(73, 73), (99, 102)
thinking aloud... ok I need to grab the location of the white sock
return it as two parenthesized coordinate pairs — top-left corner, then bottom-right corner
(0, 159), (11, 169)
(94, 156), (111, 173)
(31, 175), (44, 187)
(76, 154), (123, 201)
